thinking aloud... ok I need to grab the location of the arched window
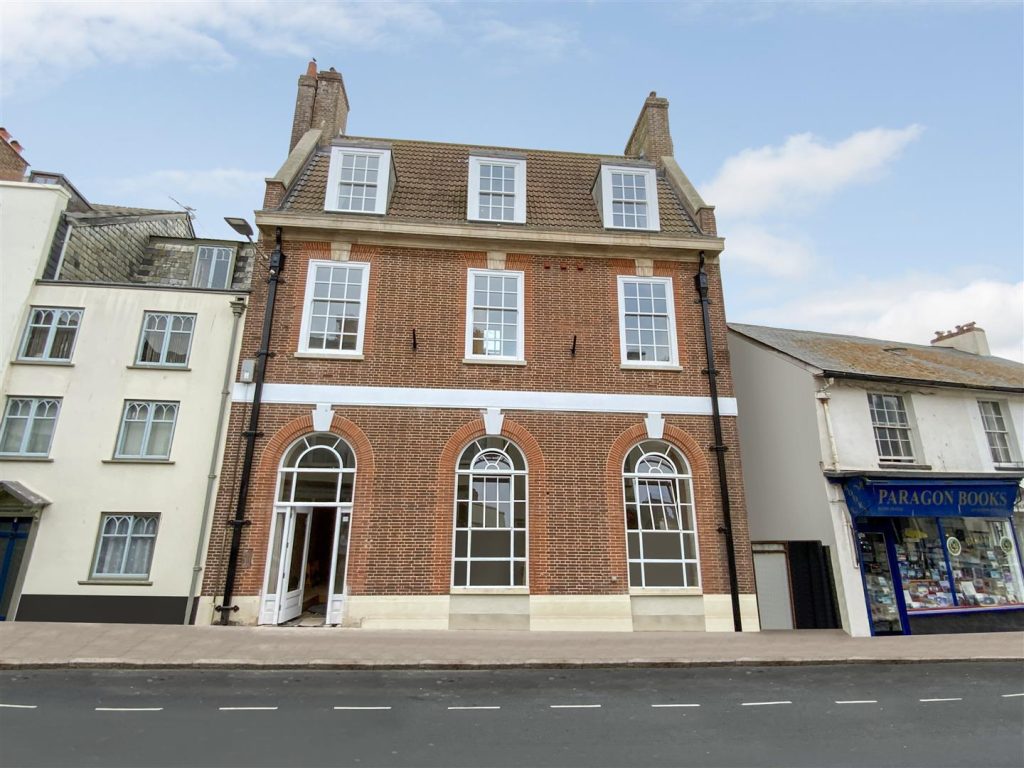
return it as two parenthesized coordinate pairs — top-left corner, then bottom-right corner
(623, 439), (699, 587)
(277, 433), (356, 504)
(453, 437), (527, 587)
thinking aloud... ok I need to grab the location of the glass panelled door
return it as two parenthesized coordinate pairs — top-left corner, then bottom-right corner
(856, 526), (907, 635)
(325, 509), (352, 625)
(0, 518), (31, 621)
(276, 507), (311, 624)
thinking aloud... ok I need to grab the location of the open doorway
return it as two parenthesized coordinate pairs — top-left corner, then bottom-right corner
(299, 507), (336, 621)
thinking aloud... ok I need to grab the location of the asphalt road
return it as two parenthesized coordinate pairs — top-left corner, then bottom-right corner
(1, 663), (1022, 768)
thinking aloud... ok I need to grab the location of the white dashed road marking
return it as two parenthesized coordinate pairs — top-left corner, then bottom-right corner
(1001, 693), (1024, 698)
(919, 698), (962, 703)
(334, 706), (392, 710)
(95, 707), (163, 712)
(218, 706), (278, 711)
(651, 703), (701, 708)
(835, 700), (878, 705)
(550, 704), (602, 709)
(447, 706), (501, 710)
(741, 701), (792, 707)
(0, 704), (37, 709)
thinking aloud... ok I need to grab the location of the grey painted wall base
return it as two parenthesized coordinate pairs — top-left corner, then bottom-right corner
(909, 609), (1024, 635)
(15, 595), (188, 624)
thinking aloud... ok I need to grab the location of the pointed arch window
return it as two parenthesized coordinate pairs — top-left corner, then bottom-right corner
(623, 439), (700, 587)
(453, 437), (527, 587)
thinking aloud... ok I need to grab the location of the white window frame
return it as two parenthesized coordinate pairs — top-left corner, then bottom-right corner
(91, 513), (159, 579)
(135, 312), (196, 368)
(18, 306), (83, 362)
(616, 275), (678, 367)
(114, 400), (179, 460)
(451, 437), (529, 589)
(0, 397), (61, 457)
(324, 146), (392, 215)
(298, 260), (371, 357)
(192, 246), (234, 289)
(598, 164), (660, 232)
(467, 156), (527, 224)
(464, 268), (526, 362)
(868, 393), (918, 464)
(622, 440), (701, 589)
(978, 400), (1020, 467)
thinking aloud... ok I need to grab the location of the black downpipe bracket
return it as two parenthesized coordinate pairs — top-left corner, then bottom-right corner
(694, 252), (743, 633)
(217, 228), (285, 624)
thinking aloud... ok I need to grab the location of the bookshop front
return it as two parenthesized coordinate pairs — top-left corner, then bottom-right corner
(838, 476), (1024, 636)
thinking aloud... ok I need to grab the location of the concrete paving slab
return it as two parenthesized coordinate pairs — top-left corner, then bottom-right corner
(0, 622), (1021, 669)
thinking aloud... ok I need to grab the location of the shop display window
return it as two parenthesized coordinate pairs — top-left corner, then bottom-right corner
(941, 518), (1024, 608)
(892, 518), (954, 610)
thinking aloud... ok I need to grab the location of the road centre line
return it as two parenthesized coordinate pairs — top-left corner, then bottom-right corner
(835, 700), (878, 705)
(1001, 693), (1024, 698)
(334, 706), (392, 710)
(550, 704), (602, 709)
(447, 706), (501, 710)
(218, 706), (278, 711)
(651, 703), (701, 708)
(0, 704), (37, 709)
(741, 701), (792, 707)
(919, 698), (962, 703)
(95, 707), (163, 712)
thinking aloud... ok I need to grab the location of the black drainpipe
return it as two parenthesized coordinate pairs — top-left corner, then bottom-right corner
(694, 251), (743, 632)
(216, 227), (285, 624)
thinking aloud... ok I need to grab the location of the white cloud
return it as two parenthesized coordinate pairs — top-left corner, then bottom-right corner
(723, 225), (815, 277)
(704, 125), (924, 218)
(473, 19), (580, 60)
(736, 276), (1024, 362)
(0, 1), (444, 92)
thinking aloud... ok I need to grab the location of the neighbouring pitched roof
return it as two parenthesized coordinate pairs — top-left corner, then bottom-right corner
(729, 323), (1024, 392)
(76, 203), (184, 219)
(280, 137), (706, 236)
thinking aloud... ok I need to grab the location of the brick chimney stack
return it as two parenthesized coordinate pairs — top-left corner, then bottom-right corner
(624, 91), (674, 163)
(0, 128), (29, 181)
(289, 61), (349, 152)
(930, 321), (991, 356)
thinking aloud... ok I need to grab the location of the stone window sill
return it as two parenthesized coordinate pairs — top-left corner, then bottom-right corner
(11, 359), (74, 367)
(0, 455), (53, 462)
(293, 351), (364, 361)
(127, 364), (191, 371)
(629, 587), (703, 597)
(994, 464), (1024, 472)
(620, 363), (683, 372)
(877, 462), (932, 470)
(461, 357), (527, 367)
(450, 587), (529, 595)
(102, 459), (175, 465)
(78, 579), (152, 587)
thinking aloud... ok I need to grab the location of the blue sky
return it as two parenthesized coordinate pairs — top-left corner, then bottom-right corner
(3, 1), (1022, 359)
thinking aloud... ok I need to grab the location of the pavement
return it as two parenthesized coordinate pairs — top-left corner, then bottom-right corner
(0, 622), (1022, 669)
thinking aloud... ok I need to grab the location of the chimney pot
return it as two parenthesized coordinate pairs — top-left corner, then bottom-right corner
(930, 321), (990, 356)
(10, 140), (23, 153)
(0, 127), (10, 142)
(306, 60), (317, 76)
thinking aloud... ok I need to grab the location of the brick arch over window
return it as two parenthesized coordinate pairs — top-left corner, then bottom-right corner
(247, 412), (376, 594)
(604, 423), (718, 590)
(433, 417), (548, 593)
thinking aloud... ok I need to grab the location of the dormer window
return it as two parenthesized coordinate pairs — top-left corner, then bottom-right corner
(596, 164), (660, 231)
(467, 156), (526, 224)
(324, 146), (393, 215)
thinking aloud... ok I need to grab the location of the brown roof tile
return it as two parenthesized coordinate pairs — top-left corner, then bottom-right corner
(280, 138), (704, 236)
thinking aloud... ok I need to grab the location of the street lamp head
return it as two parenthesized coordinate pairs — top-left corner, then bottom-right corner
(224, 217), (255, 241)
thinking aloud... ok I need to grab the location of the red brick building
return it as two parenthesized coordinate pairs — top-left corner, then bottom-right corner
(197, 63), (759, 631)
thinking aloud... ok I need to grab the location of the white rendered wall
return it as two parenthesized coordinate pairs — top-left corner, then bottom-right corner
(0, 182), (69, 376)
(4, 282), (244, 603)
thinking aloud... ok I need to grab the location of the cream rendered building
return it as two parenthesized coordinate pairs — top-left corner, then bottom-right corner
(0, 177), (252, 623)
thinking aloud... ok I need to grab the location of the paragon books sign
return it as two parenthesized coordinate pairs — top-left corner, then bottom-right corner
(840, 478), (1019, 518)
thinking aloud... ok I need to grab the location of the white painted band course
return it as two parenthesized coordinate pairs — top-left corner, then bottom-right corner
(232, 382), (738, 417)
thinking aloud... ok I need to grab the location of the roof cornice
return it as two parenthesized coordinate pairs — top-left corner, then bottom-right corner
(255, 210), (724, 259)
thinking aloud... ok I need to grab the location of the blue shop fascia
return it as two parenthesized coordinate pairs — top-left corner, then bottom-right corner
(828, 471), (1024, 635)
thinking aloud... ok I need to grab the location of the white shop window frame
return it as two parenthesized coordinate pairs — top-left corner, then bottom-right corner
(598, 164), (661, 232)
(616, 275), (679, 368)
(324, 147), (393, 215)
(464, 268), (526, 363)
(466, 156), (527, 224)
(298, 260), (371, 358)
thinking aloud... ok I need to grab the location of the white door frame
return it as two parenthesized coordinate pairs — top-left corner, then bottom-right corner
(275, 506), (312, 624)
(325, 506), (353, 625)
